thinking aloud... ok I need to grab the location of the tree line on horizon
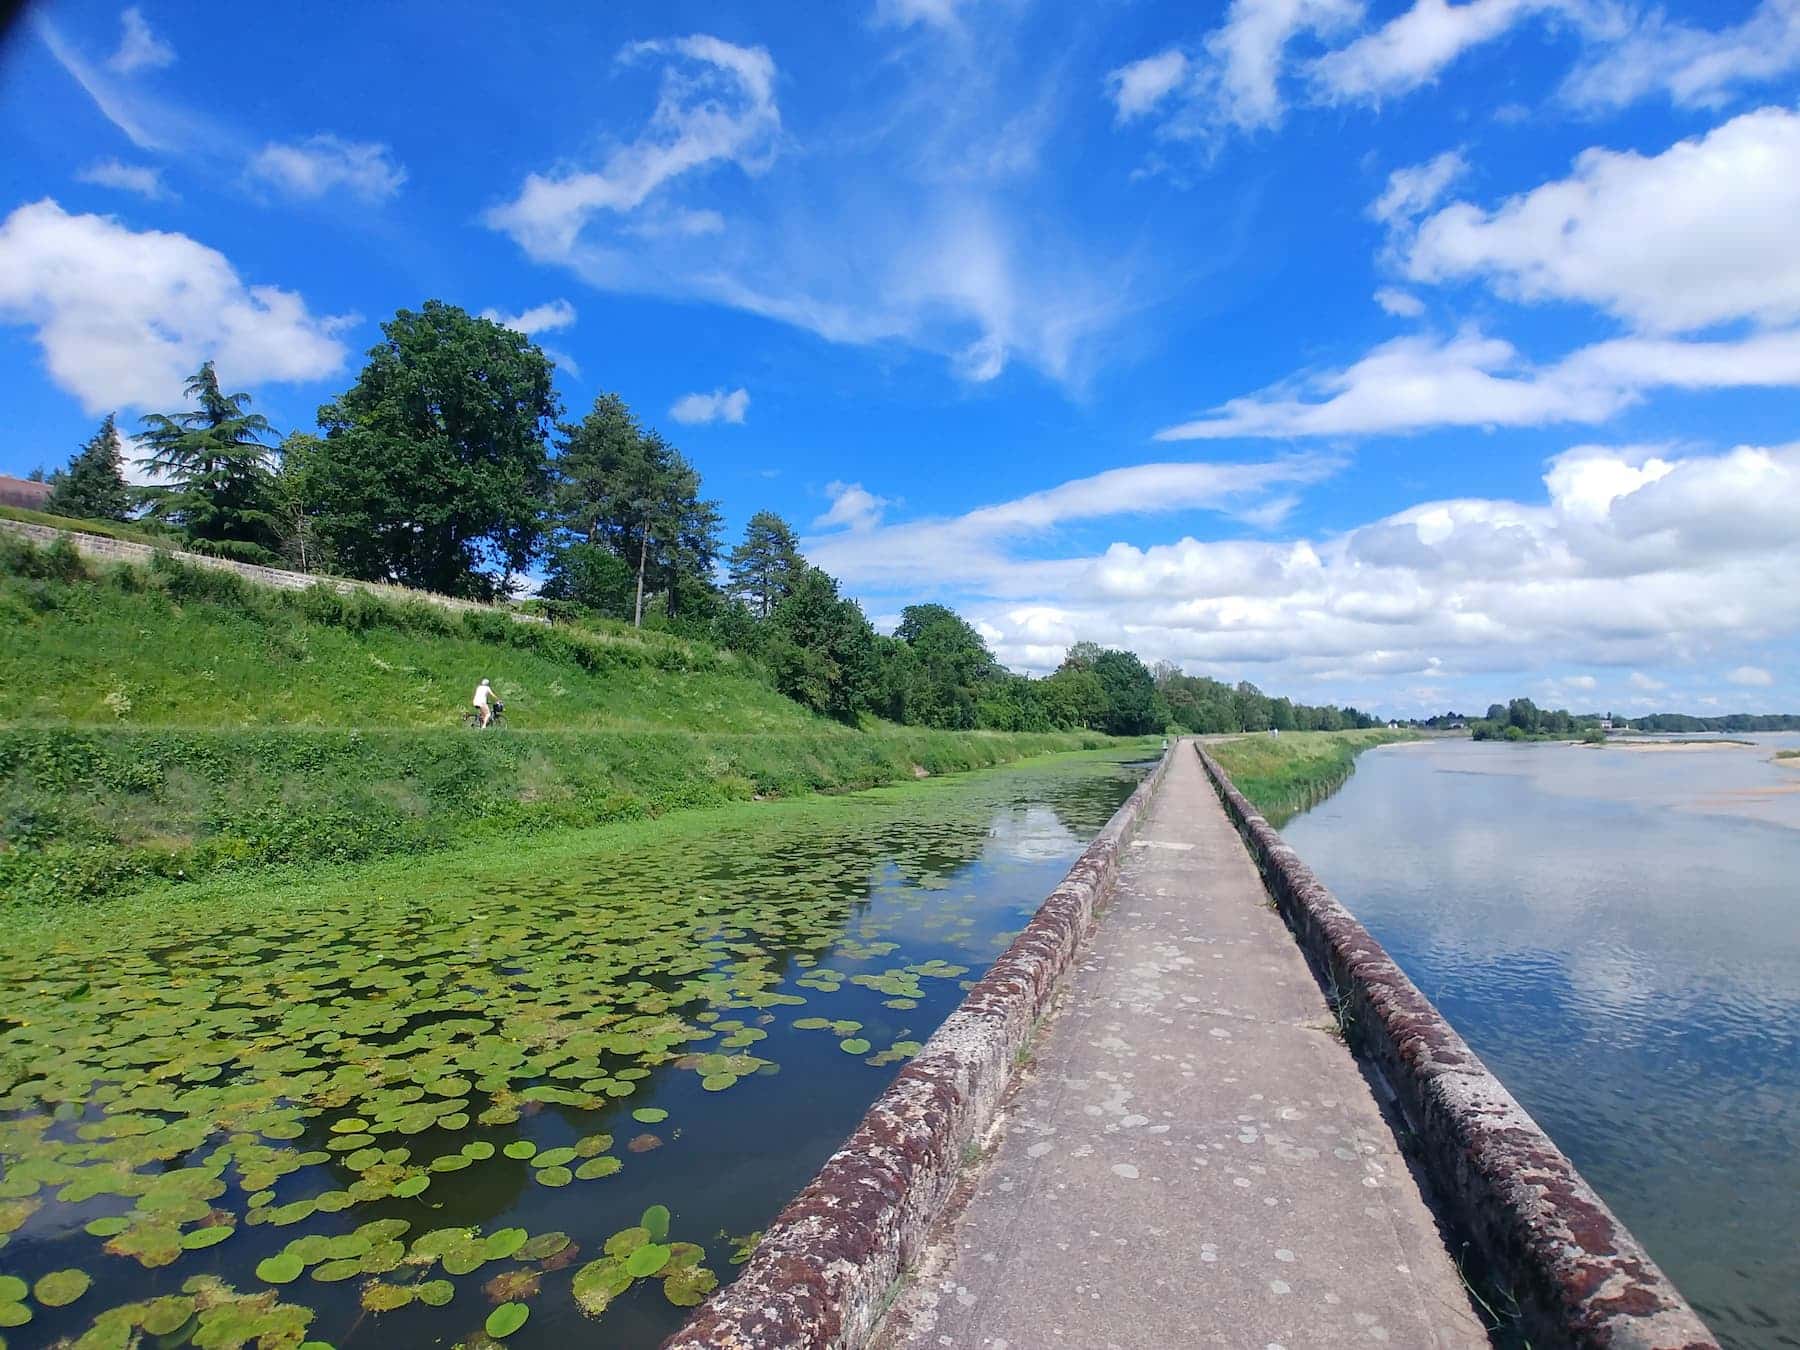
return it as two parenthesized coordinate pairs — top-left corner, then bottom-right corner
(27, 299), (1382, 735)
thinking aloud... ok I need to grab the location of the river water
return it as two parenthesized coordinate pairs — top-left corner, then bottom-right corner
(1281, 735), (1800, 1350)
(0, 753), (1147, 1349)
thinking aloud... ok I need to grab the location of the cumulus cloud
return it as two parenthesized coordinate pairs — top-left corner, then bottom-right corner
(816, 482), (892, 532)
(479, 299), (577, 336)
(1106, 49), (1190, 122)
(1154, 327), (1800, 440)
(1369, 149), (1467, 225)
(247, 135), (407, 202)
(1374, 286), (1425, 317)
(77, 159), (172, 200)
(813, 443), (1800, 715)
(108, 6), (174, 74)
(669, 387), (750, 425)
(0, 199), (352, 413)
(1406, 107), (1800, 333)
(1312, 0), (1545, 102)
(1727, 665), (1775, 687)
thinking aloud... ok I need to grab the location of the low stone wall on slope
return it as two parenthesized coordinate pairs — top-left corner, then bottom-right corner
(1195, 742), (1717, 1350)
(661, 744), (1173, 1350)
(0, 518), (546, 624)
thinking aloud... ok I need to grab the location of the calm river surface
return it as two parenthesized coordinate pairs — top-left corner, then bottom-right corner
(1282, 735), (1800, 1350)
(0, 752), (1147, 1349)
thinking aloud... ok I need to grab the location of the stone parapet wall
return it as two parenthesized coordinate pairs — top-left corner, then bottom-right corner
(0, 518), (546, 624)
(662, 744), (1174, 1350)
(1195, 742), (1717, 1350)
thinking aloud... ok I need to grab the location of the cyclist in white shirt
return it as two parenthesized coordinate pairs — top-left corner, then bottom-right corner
(472, 678), (495, 728)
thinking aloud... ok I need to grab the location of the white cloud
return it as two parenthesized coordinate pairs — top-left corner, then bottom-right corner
(1369, 149), (1467, 225)
(487, 32), (1131, 386)
(1154, 327), (1800, 440)
(247, 135), (407, 202)
(873, 0), (974, 29)
(816, 481), (892, 531)
(1312, 0), (1542, 102)
(1374, 286), (1425, 317)
(485, 35), (779, 259)
(77, 159), (172, 200)
(1206, 0), (1365, 131)
(1406, 107), (1800, 333)
(1106, 49), (1190, 122)
(809, 443), (1800, 714)
(108, 6), (175, 74)
(0, 199), (352, 414)
(1727, 666), (1775, 687)
(479, 299), (577, 336)
(1564, 0), (1800, 110)
(669, 387), (750, 425)
(37, 14), (192, 151)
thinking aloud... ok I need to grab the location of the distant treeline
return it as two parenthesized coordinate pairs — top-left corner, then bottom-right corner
(1408, 701), (1800, 740)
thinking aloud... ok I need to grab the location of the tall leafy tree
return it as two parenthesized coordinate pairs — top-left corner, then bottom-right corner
(551, 396), (719, 626)
(138, 363), (281, 559)
(1091, 648), (1165, 735)
(309, 302), (559, 598)
(892, 603), (1002, 729)
(766, 566), (877, 722)
(726, 511), (805, 618)
(45, 414), (131, 521)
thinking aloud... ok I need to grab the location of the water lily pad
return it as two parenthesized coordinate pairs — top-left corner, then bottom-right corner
(574, 1156), (621, 1181)
(529, 1146), (576, 1169)
(414, 1279), (454, 1307)
(483, 1268), (541, 1303)
(311, 1258), (363, 1282)
(0, 1278), (24, 1304)
(461, 1141), (496, 1161)
(625, 1243), (671, 1277)
(663, 1263), (719, 1307)
(839, 1039), (871, 1054)
(181, 1223), (234, 1249)
(571, 1133), (611, 1158)
(571, 1258), (632, 1317)
(534, 1165), (572, 1187)
(641, 1204), (670, 1242)
(516, 1231), (570, 1261)
(391, 1174), (429, 1198)
(701, 1073), (738, 1091)
(83, 1216), (130, 1238)
(140, 1294), (197, 1335)
(603, 1226), (650, 1257)
(0, 1301), (31, 1328)
(501, 1141), (536, 1161)
(483, 1227), (527, 1260)
(256, 1252), (304, 1284)
(485, 1303), (529, 1338)
(631, 1108), (667, 1124)
(361, 1281), (413, 1312)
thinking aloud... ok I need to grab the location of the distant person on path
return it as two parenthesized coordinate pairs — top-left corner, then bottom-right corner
(472, 677), (496, 728)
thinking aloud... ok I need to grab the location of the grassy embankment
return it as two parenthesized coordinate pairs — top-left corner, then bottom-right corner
(1205, 728), (1416, 824)
(0, 535), (1120, 907)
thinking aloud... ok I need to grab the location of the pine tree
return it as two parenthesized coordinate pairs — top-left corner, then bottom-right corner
(726, 511), (805, 618)
(138, 362), (281, 560)
(44, 414), (131, 521)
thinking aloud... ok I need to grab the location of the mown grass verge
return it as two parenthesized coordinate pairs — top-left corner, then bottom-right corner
(0, 726), (1125, 909)
(1205, 729), (1416, 825)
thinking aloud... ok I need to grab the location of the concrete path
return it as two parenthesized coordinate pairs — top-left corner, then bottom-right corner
(875, 743), (1488, 1350)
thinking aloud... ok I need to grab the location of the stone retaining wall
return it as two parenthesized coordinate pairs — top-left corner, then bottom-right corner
(1195, 742), (1718, 1350)
(662, 744), (1174, 1350)
(0, 518), (546, 624)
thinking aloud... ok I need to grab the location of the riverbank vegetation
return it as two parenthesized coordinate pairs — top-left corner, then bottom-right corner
(1206, 729), (1414, 825)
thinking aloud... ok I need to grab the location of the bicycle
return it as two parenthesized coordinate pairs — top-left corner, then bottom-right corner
(463, 700), (506, 730)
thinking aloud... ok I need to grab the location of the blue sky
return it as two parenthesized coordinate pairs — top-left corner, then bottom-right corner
(2, 0), (1797, 717)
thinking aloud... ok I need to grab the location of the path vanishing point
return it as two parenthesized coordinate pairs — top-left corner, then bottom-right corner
(669, 740), (1716, 1350)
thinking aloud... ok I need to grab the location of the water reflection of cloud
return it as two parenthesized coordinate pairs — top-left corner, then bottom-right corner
(982, 806), (1081, 863)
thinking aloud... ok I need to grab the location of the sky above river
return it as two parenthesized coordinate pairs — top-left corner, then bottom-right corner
(2, 0), (1797, 717)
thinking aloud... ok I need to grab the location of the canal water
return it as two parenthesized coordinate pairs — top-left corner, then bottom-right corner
(1281, 735), (1800, 1350)
(0, 752), (1148, 1349)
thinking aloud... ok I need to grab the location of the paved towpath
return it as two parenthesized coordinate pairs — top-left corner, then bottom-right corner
(876, 742), (1488, 1350)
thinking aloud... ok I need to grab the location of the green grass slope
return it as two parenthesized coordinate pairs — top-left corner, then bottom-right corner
(0, 537), (1124, 907)
(0, 532), (817, 733)
(1206, 729), (1414, 824)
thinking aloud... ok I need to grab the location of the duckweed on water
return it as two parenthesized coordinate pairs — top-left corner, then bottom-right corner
(0, 751), (1147, 1348)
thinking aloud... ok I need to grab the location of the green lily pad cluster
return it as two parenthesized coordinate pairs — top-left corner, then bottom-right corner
(0, 754), (1140, 1344)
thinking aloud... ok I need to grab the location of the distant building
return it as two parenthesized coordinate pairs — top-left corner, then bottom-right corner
(0, 474), (52, 510)
(1599, 719), (1615, 731)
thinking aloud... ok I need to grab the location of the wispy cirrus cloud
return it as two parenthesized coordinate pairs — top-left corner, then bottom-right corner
(108, 6), (175, 74)
(77, 159), (173, 201)
(247, 135), (407, 203)
(479, 299), (578, 336)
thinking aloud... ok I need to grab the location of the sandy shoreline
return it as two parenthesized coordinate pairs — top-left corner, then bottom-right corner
(1609, 739), (1750, 753)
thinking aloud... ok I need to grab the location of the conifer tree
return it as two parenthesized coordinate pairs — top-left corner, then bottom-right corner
(138, 362), (281, 559)
(726, 511), (805, 618)
(45, 414), (131, 521)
